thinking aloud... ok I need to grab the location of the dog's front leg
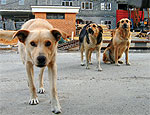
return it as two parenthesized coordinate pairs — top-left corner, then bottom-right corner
(80, 45), (85, 66)
(89, 50), (92, 65)
(38, 67), (45, 94)
(48, 63), (61, 114)
(26, 61), (39, 105)
(125, 47), (130, 65)
(114, 46), (120, 66)
(96, 48), (102, 71)
(85, 49), (90, 69)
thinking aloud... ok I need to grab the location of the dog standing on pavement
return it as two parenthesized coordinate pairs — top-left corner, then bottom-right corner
(10, 19), (66, 114)
(103, 18), (132, 66)
(79, 23), (103, 71)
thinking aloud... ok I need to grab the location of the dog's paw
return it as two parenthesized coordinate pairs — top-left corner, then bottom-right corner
(104, 61), (111, 64)
(118, 60), (123, 64)
(126, 62), (131, 66)
(29, 98), (39, 105)
(115, 63), (120, 66)
(51, 105), (62, 114)
(89, 62), (93, 65)
(98, 67), (102, 71)
(38, 88), (45, 94)
(86, 66), (90, 69)
(81, 63), (85, 66)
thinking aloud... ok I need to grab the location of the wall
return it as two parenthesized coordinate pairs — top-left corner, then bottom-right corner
(0, 0), (36, 10)
(76, 0), (118, 29)
(34, 12), (76, 37)
(0, 0), (119, 29)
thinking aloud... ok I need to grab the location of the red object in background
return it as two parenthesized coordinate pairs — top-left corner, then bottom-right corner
(116, 10), (144, 24)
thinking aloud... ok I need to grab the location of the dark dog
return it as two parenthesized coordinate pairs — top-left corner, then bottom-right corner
(103, 18), (132, 66)
(79, 23), (103, 71)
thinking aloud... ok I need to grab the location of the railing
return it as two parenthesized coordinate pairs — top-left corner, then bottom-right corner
(0, 21), (25, 30)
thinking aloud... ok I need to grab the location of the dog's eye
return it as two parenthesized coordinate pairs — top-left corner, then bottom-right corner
(45, 41), (51, 47)
(30, 41), (37, 47)
(121, 20), (124, 23)
(93, 25), (96, 28)
(126, 20), (129, 23)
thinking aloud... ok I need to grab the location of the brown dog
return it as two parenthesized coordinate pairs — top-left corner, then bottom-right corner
(0, 19), (66, 114)
(79, 23), (103, 71)
(103, 18), (131, 66)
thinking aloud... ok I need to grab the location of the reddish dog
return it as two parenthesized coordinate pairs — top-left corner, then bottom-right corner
(103, 18), (132, 66)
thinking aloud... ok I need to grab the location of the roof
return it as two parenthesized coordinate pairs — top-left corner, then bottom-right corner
(0, 10), (31, 12)
(31, 6), (80, 13)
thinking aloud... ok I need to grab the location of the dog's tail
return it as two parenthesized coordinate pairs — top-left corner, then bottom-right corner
(106, 38), (113, 48)
(79, 23), (92, 50)
(79, 23), (92, 43)
(103, 52), (107, 63)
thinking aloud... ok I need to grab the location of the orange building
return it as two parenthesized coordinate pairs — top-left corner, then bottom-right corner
(31, 6), (80, 37)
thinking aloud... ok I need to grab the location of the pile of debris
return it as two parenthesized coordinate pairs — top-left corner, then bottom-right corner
(0, 38), (18, 50)
(135, 31), (150, 39)
(0, 38), (18, 45)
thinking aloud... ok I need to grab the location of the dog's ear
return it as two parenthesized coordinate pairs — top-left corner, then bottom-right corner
(117, 21), (120, 28)
(51, 29), (67, 41)
(98, 26), (103, 33)
(88, 28), (94, 34)
(129, 20), (132, 27)
(13, 30), (29, 43)
(96, 29), (103, 45)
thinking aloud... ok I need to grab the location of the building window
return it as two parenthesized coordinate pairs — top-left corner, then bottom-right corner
(101, 2), (111, 10)
(101, 20), (111, 29)
(19, 0), (24, 5)
(81, 2), (93, 10)
(118, 4), (127, 10)
(46, 13), (65, 19)
(1, 0), (6, 4)
(81, 2), (85, 9)
(62, 1), (72, 6)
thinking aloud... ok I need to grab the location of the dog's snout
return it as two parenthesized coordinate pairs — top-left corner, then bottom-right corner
(123, 23), (127, 29)
(122, 23), (127, 29)
(37, 56), (46, 63)
(37, 56), (46, 67)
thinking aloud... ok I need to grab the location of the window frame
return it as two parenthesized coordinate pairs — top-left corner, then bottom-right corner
(101, 2), (111, 10)
(1, 0), (6, 5)
(62, 1), (73, 6)
(101, 20), (111, 29)
(81, 2), (93, 10)
(19, 0), (24, 5)
(46, 13), (65, 19)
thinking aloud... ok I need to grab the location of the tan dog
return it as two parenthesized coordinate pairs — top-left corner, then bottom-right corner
(0, 19), (66, 114)
(103, 18), (131, 66)
(79, 23), (103, 71)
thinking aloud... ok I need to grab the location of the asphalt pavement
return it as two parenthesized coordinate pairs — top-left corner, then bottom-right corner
(0, 50), (150, 115)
